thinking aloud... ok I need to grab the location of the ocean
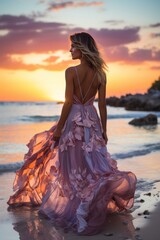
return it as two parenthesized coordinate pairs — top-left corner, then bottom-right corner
(0, 101), (160, 240)
(0, 101), (160, 174)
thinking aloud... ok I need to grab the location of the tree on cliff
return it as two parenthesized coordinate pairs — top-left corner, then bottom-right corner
(148, 77), (160, 92)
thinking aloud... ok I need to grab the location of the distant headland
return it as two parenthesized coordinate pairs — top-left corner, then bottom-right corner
(106, 77), (160, 112)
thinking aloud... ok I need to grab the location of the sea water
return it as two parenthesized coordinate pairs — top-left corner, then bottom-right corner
(0, 101), (160, 173)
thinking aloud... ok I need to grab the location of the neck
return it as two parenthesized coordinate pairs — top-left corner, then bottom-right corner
(80, 57), (88, 66)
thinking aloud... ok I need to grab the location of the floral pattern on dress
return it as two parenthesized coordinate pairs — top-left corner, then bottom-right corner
(59, 131), (75, 152)
(60, 110), (105, 153)
(74, 126), (83, 140)
(82, 133), (105, 153)
(69, 168), (96, 200)
(72, 111), (96, 128)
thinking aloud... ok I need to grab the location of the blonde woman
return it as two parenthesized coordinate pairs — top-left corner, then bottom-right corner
(8, 32), (137, 235)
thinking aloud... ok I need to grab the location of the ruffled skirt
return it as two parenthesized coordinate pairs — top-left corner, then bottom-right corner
(8, 103), (137, 235)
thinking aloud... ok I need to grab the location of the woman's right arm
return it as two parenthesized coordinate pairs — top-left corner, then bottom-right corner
(98, 73), (108, 144)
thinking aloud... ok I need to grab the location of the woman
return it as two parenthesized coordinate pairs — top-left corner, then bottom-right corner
(8, 32), (137, 235)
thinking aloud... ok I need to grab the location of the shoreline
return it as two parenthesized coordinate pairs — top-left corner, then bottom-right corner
(1, 180), (160, 240)
(0, 151), (160, 240)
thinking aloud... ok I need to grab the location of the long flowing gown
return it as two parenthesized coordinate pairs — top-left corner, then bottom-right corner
(8, 69), (137, 235)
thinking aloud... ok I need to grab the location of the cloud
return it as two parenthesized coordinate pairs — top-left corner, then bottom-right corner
(0, 14), (65, 31)
(0, 15), (68, 55)
(89, 27), (140, 47)
(104, 47), (160, 64)
(0, 52), (72, 71)
(48, 1), (103, 11)
(0, 15), (141, 55)
(105, 20), (125, 26)
(29, 11), (47, 19)
(130, 48), (160, 62)
(0, 54), (42, 71)
(0, 14), (159, 71)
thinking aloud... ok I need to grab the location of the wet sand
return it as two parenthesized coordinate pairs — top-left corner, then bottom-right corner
(0, 152), (160, 240)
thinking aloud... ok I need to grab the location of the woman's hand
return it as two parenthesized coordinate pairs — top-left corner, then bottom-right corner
(102, 132), (108, 144)
(53, 128), (61, 142)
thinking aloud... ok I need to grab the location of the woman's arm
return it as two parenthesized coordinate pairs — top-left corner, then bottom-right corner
(98, 73), (108, 144)
(53, 67), (74, 141)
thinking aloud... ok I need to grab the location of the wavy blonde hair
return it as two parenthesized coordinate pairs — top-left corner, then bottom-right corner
(70, 32), (107, 83)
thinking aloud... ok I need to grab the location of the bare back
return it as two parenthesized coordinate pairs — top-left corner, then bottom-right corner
(73, 65), (100, 104)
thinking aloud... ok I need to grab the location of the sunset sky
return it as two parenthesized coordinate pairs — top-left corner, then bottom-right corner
(0, 0), (160, 102)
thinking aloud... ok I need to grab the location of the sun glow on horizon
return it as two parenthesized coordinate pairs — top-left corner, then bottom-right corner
(0, 0), (159, 102)
(1, 63), (159, 102)
(0, 69), (66, 102)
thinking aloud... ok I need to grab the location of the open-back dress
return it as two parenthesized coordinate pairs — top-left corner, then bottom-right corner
(8, 67), (137, 235)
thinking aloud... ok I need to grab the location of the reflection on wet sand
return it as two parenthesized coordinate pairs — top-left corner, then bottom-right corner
(8, 206), (136, 240)
(8, 206), (64, 240)
(104, 212), (136, 239)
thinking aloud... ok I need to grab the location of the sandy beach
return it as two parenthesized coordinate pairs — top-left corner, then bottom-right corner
(0, 151), (160, 240)
(0, 102), (160, 239)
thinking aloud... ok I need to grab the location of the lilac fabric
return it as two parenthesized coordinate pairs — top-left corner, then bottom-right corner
(8, 95), (137, 235)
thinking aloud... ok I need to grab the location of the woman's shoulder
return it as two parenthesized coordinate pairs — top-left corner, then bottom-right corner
(98, 71), (107, 86)
(65, 66), (78, 80)
(66, 64), (80, 71)
(65, 65), (78, 74)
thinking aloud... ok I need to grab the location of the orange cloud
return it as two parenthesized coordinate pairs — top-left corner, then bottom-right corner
(0, 14), (160, 71)
(48, 1), (103, 11)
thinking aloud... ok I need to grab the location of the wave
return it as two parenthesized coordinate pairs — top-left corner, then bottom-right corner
(0, 101), (55, 106)
(133, 178), (160, 202)
(20, 115), (59, 122)
(0, 162), (23, 173)
(112, 143), (160, 159)
(109, 113), (160, 119)
(136, 178), (160, 192)
(19, 113), (160, 123)
(1, 143), (160, 174)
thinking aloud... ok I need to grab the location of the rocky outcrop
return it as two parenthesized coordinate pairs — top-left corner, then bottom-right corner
(106, 90), (160, 111)
(128, 114), (158, 126)
(105, 96), (127, 107)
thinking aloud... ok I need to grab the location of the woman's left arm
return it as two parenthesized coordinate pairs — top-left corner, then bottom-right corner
(53, 67), (74, 141)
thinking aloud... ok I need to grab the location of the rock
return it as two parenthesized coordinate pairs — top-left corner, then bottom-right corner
(128, 114), (158, 126)
(106, 96), (126, 107)
(143, 210), (150, 215)
(135, 227), (141, 231)
(144, 192), (151, 196)
(106, 88), (160, 111)
(135, 234), (142, 240)
(125, 98), (145, 111)
(104, 232), (114, 236)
